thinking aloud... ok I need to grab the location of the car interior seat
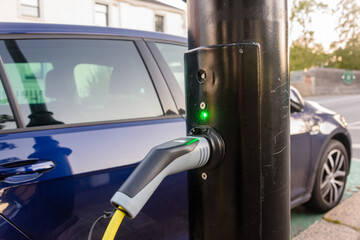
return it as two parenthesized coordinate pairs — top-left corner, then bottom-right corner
(45, 67), (79, 123)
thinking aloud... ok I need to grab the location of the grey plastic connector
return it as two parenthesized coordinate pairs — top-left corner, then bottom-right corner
(111, 137), (210, 218)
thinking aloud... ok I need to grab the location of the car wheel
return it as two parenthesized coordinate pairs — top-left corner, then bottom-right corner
(305, 140), (349, 213)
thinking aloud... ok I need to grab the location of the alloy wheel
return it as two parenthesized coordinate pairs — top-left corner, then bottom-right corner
(320, 149), (347, 206)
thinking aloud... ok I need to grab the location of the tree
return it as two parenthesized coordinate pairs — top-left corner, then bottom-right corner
(290, 0), (327, 47)
(290, 41), (328, 71)
(289, 0), (328, 71)
(332, 0), (360, 49)
(329, 0), (360, 70)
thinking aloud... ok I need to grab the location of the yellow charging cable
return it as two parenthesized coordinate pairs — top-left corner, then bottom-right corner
(102, 208), (126, 240)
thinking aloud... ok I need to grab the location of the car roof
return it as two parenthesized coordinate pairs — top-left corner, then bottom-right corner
(0, 22), (187, 44)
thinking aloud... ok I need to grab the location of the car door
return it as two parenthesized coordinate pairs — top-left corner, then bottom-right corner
(290, 87), (312, 203)
(0, 37), (187, 239)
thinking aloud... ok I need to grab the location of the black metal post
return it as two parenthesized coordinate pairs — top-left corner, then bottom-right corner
(186, 1), (290, 239)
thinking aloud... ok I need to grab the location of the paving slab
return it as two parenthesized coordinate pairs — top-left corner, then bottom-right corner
(324, 190), (360, 230)
(293, 219), (360, 240)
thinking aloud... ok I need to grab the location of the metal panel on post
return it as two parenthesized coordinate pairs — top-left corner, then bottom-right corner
(186, 1), (290, 239)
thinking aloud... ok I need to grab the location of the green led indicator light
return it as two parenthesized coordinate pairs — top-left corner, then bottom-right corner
(200, 110), (209, 121)
(185, 138), (199, 145)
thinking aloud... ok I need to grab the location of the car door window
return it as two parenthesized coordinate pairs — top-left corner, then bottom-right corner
(155, 43), (187, 94)
(0, 39), (163, 127)
(0, 80), (16, 130)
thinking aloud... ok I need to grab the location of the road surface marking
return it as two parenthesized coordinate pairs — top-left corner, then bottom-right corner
(352, 158), (360, 162)
(348, 120), (360, 126)
(352, 144), (360, 149)
(306, 95), (360, 105)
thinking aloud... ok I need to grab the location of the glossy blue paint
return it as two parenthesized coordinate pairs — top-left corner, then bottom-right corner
(0, 159), (55, 180)
(0, 23), (351, 239)
(0, 215), (30, 240)
(0, 163), (188, 239)
(0, 22), (187, 44)
(289, 99), (351, 207)
(0, 117), (187, 239)
(0, 23), (189, 238)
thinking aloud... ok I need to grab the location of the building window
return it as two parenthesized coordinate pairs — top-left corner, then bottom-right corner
(155, 15), (164, 32)
(20, 0), (40, 18)
(95, 3), (108, 27)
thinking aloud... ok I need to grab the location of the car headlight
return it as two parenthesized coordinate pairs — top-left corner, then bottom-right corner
(334, 114), (347, 127)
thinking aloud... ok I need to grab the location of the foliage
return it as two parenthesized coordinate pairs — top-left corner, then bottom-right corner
(331, 0), (360, 49)
(327, 42), (360, 70)
(290, 0), (327, 47)
(290, 41), (328, 71)
(0, 114), (15, 130)
(290, 0), (360, 71)
(328, 0), (360, 70)
(77, 65), (112, 102)
(289, 0), (328, 71)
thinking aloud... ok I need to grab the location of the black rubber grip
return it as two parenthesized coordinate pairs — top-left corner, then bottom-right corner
(119, 138), (199, 198)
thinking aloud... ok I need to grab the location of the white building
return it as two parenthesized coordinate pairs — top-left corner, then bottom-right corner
(0, 0), (187, 37)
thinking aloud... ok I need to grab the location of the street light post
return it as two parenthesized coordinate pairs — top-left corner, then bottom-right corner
(185, 1), (290, 239)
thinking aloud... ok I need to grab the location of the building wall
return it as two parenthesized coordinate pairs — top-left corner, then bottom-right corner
(163, 11), (185, 36)
(43, 0), (94, 25)
(291, 68), (360, 97)
(120, 2), (155, 32)
(0, 0), (186, 36)
(0, 0), (23, 22)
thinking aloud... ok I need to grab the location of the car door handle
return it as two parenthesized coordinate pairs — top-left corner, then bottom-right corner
(0, 160), (55, 180)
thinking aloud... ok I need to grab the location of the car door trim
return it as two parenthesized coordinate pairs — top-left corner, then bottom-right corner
(0, 54), (25, 128)
(0, 115), (183, 135)
(134, 40), (179, 116)
(0, 214), (32, 240)
(145, 40), (186, 116)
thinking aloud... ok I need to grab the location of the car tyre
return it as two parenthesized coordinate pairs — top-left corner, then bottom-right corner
(305, 140), (349, 213)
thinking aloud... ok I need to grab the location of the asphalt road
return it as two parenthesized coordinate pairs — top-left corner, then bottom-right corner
(291, 94), (360, 238)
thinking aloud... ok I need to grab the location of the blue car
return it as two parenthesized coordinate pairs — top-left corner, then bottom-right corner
(0, 23), (351, 239)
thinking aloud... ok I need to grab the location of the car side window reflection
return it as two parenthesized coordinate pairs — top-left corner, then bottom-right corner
(155, 43), (187, 94)
(290, 87), (305, 106)
(0, 79), (16, 130)
(0, 39), (164, 127)
(290, 87), (305, 113)
(291, 103), (300, 113)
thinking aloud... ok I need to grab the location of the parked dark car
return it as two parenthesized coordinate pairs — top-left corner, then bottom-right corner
(289, 86), (351, 212)
(0, 23), (351, 239)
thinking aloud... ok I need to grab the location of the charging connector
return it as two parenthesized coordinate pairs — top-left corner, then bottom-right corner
(111, 136), (210, 218)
